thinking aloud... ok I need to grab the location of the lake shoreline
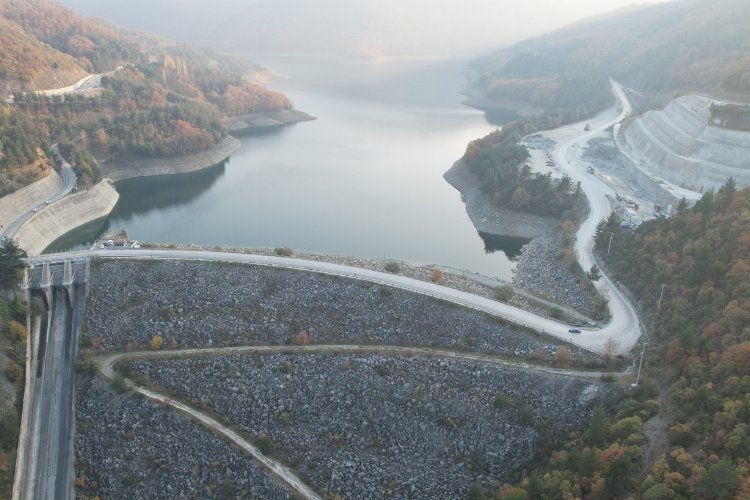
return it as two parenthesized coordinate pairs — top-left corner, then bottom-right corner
(443, 157), (595, 315)
(5, 108), (314, 254)
(443, 159), (556, 240)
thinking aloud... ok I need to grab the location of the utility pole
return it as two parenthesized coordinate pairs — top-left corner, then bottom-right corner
(656, 283), (667, 311)
(633, 341), (647, 387)
(607, 233), (614, 254)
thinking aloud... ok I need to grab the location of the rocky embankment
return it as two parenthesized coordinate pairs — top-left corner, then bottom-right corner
(444, 159), (594, 315)
(129, 353), (616, 498)
(74, 375), (291, 499)
(100, 136), (241, 182)
(85, 259), (598, 363)
(443, 160), (554, 239)
(513, 232), (593, 314)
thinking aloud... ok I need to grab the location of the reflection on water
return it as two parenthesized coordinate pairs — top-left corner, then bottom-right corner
(44, 216), (111, 253)
(52, 57), (530, 280)
(478, 231), (530, 259)
(112, 161), (226, 218)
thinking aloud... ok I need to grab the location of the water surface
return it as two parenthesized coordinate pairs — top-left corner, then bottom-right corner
(57, 57), (523, 279)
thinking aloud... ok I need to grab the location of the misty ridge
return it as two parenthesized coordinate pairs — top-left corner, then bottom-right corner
(60, 0), (657, 61)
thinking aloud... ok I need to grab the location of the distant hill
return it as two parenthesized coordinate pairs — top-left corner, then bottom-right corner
(472, 0), (750, 123)
(0, 0), (293, 194)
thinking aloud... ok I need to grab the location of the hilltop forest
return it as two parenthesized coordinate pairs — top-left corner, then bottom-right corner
(472, 0), (750, 125)
(488, 182), (750, 498)
(0, 0), (291, 195)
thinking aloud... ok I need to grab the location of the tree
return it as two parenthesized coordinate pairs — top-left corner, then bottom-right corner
(588, 265), (601, 281)
(149, 335), (164, 350)
(602, 455), (635, 499)
(4, 362), (22, 382)
(7, 321), (27, 343)
(293, 330), (311, 345)
(431, 268), (445, 284)
(583, 406), (610, 447)
(694, 460), (739, 499)
(384, 261), (400, 274)
(676, 197), (689, 213)
(0, 239), (26, 289)
(0, 411), (19, 450)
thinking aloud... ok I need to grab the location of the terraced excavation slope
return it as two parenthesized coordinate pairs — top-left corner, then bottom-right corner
(622, 95), (750, 194)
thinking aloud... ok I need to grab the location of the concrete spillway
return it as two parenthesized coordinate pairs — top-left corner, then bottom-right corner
(621, 95), (750, 195)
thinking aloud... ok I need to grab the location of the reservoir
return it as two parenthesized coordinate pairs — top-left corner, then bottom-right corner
(59, 57), (523, 279)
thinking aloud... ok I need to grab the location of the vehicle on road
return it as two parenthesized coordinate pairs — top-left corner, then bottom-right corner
(32, 208), (38, 213)
(568, 328), (581, 334)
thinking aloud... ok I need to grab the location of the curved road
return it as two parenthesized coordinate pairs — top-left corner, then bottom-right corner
(22, 81), (643, 357)
(98, 351), (322, 500)
(1, 145), (77, 240)
(553, 79), (643, 353)
(31, 240), (637, 354)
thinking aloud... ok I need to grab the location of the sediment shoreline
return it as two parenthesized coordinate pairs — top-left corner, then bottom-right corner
(3, 106), (314, 254)
(225, 109), (316, 133)
(99, 136), (242, 182)
(443, 159), (555, 239)
(443, 157), (594, 315)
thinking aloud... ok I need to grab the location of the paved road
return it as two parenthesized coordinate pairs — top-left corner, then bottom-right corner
(1, 145), (77, 240)
(30, 245), (635, 354)
(553, 79), (643, 353)
(16, 286), (82, 500)
(21, 83), (643, 356)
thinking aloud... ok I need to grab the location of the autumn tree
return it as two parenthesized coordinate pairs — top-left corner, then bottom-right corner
(149, 335), (164, 350)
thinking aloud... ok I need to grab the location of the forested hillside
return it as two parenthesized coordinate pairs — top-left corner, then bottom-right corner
(492, 182), (750, 498)
(0, 0), (292, 194)
(473, 0), (750, 124)
(462, 122), (582, 218)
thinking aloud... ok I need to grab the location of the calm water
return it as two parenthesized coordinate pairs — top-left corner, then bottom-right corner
(55, 57), (524, 279)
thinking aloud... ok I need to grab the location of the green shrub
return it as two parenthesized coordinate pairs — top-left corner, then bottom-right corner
(4, 362), (22, 382)
(112, 376), (128, 393)
(493, 285), (514, 302)
(384, 261), (400, 273)
(519, 405), (534, 426)
(255, 435), (274, 454)
(0, 411), (19, 450)
(493, 393), (513, 408)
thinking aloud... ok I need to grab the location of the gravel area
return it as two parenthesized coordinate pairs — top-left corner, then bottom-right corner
(74, 375), (291, 499)
(86, 259), (598, 362)
(130, 353), (617, 499)
(513, 231), (594, 314)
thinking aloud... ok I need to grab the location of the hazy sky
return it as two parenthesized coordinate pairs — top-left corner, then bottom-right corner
(62, 0), (667, 58)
